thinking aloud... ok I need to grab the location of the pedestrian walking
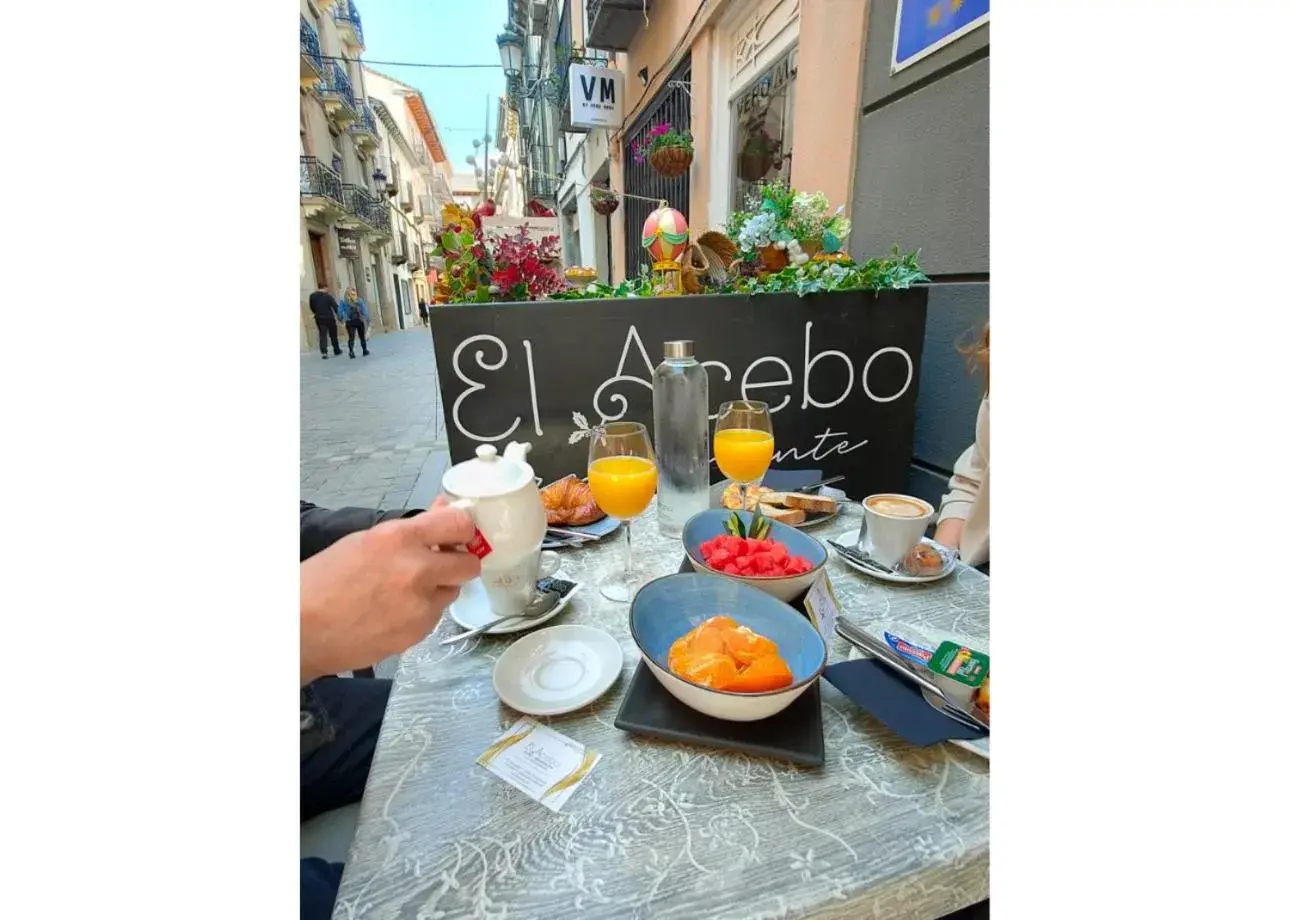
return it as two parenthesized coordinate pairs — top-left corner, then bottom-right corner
(339, 287), (371, 359)
(418, 298), (429, 327)
(308, 282), (342, 360)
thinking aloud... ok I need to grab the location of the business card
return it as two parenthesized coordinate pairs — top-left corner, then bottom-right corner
(803, 572), (841, 660)
(477, 717), (601, 813)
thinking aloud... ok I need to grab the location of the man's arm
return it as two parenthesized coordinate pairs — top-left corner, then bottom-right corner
(300, 501), (422, 561)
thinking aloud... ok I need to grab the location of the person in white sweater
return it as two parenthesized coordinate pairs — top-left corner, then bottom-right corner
(934, 325), (989, 568)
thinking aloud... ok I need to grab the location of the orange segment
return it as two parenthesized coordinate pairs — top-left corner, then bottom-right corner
(667, 615), (794, 693)
(725, 655), (794, 693)
(722, 624), (780, 666)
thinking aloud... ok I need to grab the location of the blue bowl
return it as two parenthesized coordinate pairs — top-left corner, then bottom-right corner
(629, 572), (828, 721)
(682, 509), (829, 603)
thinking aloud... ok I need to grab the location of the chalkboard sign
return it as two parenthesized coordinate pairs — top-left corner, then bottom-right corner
(430, 290), (928, 499)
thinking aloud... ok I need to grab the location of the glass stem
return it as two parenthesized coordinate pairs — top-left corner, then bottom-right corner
(623, 519), (634, 584)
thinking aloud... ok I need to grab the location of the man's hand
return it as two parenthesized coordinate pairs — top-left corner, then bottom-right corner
(300, 504), (481, 684)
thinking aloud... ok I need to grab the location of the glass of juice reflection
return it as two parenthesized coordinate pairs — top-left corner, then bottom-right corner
(713, 400), (774, 511)
(587, 421), (658, 602)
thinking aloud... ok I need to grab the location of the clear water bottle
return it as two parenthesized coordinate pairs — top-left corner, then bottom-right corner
(653, 340), (711, 537)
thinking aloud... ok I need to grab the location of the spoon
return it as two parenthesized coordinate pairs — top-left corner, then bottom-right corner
(439, 589), (560, 646)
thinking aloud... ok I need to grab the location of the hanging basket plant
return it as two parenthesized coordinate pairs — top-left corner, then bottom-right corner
(632, 123), (695, 179)
(590, 186), (620, 216)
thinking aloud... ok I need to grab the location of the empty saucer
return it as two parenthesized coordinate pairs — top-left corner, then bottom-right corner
(492, 625), (624, 716)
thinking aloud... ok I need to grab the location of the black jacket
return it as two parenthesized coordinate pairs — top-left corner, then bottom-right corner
(299, 500), (420, 561)
(308, 290), (340, 323)
(300, 501), (421, 755)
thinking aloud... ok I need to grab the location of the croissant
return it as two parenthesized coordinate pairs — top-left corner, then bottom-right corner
(541, 475), (606, 526)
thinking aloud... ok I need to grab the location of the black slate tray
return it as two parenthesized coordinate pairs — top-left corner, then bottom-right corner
(612, 554), (825, 767)
(614, 661), (824, 767)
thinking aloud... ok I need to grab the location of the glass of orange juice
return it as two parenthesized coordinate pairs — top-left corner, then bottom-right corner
(713, 400), (774, 512)
(587, 421), (658, 602)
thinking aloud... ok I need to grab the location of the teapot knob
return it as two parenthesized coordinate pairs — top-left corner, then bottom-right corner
(474, 445), (499, 462)
(502, 441), (532, 463)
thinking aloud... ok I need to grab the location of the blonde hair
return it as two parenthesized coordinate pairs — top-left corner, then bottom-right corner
(959, 322), (989, 393)
(346, 287), (358, 300)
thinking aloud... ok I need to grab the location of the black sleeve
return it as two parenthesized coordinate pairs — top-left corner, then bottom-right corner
(300, 501), (422, 561)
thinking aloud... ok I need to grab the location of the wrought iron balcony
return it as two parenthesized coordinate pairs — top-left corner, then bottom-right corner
(320, 63), (359, 126)
(392, 232), (409, 265)
(587, 0), (652, 52)
(350, 102), (380, 153)
(300, 16), (324, 89)
(334, 1), (365, 51)
(301, 156), (345, 220)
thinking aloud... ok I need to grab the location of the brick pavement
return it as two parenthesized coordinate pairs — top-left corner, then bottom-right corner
(299, 326), (449, 512)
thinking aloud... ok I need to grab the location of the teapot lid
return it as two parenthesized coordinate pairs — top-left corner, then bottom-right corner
(441, 444), (534, 499)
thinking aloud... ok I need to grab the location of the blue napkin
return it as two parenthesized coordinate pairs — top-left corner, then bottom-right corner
(761, 469), (822, 490)
(823, 659), (987, 747)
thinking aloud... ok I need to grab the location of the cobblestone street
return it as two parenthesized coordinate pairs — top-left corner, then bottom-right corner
(299, 327), (449, 512)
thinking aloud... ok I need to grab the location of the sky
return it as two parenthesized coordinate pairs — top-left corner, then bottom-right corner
(358, 0), (509, 174)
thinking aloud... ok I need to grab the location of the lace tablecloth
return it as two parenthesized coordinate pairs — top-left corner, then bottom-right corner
(334, 503), (989, 920)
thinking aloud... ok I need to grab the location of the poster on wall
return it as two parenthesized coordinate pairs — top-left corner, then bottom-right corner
(337, 229), (360, 259)
(430, 290), (929, 500)
(892, 0), (989, 74)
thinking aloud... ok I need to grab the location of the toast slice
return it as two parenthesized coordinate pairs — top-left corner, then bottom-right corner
(758, 491), (791, 507)
(757, 503), (806, 525)
(781, 492), (837, 514)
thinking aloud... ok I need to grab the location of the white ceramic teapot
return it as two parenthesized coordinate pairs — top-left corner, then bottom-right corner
(441, 443), (559, 616)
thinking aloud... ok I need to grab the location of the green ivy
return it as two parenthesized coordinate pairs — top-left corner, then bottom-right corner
(728, 247), (929, 297)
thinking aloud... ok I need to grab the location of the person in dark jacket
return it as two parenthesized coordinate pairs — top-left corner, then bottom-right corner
(418, 298), (429, 327)
(299, 498), (480, 920)
(338, 287), (371, 359)
(308, 283), (342, 359)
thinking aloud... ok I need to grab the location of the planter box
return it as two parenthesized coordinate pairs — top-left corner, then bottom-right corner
(430, 288), (929, 499)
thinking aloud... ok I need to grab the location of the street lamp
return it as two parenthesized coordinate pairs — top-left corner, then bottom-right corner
(497, 27), (523, 79)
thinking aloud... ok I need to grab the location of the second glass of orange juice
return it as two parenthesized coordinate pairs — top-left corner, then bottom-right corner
(713, 400), (774, 511)
(587, 421), (658, 602)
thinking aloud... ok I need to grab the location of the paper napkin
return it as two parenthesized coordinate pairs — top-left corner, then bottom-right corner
(823, 659), (987, 747)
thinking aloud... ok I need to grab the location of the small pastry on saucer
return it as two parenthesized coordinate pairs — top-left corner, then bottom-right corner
(901, 542), (943, 576)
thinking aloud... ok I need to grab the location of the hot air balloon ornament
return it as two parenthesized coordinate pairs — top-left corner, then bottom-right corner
(641, 201), (689, 296)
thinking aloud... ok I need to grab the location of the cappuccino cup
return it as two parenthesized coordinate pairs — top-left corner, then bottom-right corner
(861, 493), (935, 569)
(482, 549), (561, 617)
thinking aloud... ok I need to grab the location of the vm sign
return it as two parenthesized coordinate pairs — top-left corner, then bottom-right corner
(568, 63), (624, 130)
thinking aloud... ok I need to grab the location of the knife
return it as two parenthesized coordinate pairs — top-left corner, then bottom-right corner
(835, 619), (989, 732)
(827, 539), (895, 574)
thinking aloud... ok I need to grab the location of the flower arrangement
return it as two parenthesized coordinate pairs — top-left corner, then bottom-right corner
(723, 179), (855, 270)
(487, 228), (567, 302)
(632, 122), (695, 178)
(431, 210), (567, 304)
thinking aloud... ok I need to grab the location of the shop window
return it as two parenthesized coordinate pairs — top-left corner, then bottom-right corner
(731, 47), (797, 207)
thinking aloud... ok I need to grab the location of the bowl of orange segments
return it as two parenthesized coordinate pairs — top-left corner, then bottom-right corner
(629, 573), (827, 721)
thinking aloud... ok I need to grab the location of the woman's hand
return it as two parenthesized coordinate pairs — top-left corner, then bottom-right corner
(933, 517), (965, 550)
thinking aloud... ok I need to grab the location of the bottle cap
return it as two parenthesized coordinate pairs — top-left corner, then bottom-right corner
(663, 340), (694, 359)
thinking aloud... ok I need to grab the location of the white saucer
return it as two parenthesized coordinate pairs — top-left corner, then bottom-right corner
(492, 625), (624, 716)
(833, 531), (958, 584)
(449, 578), (578, 636)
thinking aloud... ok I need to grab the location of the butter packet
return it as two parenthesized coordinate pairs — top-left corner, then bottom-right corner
(926, 641), (990, 688)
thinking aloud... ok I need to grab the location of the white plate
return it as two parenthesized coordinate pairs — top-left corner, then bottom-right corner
(845, 645), (988, 759)
(449, 578), (579, 636)
(542, 516), (622, 549)
(832, 531), (958, 584)
(492, 624), (624, 716)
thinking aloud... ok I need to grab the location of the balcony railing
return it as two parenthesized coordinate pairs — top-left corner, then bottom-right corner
(300, 16), (324, 82)
(334, 1), (365, 49)
(350, 103), (380, 149)
(301, 156), (343, 203)
(342, 183), (378, 225)
(322, 62), (357, 113)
